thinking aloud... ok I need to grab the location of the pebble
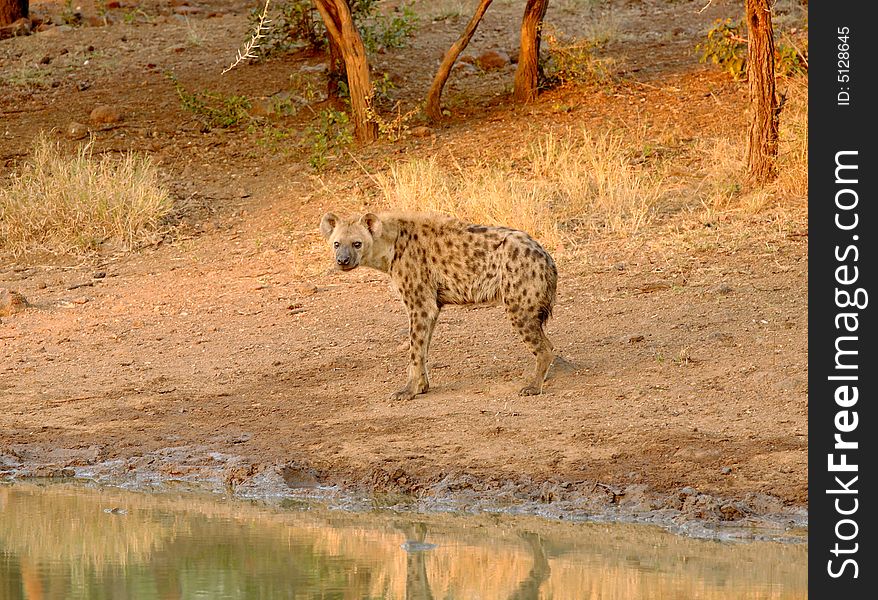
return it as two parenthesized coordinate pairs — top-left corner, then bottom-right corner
(66, 121), (89, 139)
(0, 288), (29, 317)
(90, 105), (124, 124)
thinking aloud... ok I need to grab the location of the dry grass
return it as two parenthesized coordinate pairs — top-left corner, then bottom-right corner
(0, 135), (173, 258)
(360, 73), (806, 262)
(373, 128), (664, 251)
(684, 73), (807, 223)
(773, 75), (808, 205)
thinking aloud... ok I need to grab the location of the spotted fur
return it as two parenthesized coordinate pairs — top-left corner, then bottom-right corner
(320, 211), (557, 400)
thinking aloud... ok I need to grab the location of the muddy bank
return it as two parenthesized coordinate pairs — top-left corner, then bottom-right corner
(0, 443), (806, 543)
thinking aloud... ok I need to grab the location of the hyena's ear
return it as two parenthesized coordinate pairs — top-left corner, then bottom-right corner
(360, 213), (382, 238)
(319, 212), (339, 239)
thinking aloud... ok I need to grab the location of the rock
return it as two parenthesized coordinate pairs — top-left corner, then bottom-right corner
(715, 283), (734, 295)
(678, 486), (698, 499)
(627, 334), (645, 344)
(720, 466), (732, 475)
(0, 289), (29, 317)
(66, 121), (89, 139)
(89, 105), (123, 124)
(476, 49), (510, 70)
(410, 126), (433, 138)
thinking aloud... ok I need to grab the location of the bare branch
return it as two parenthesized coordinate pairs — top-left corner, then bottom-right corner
(222, 0), (272, 75)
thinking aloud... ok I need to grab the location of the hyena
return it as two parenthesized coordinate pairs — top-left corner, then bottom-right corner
(319, 211), (557, 400)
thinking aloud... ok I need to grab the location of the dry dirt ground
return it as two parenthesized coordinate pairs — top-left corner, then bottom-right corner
(1, 0), (807, 536)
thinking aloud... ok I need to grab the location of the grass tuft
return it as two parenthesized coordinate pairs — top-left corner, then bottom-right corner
(374, 128), (664, 250)
(0, 135), (173, 257)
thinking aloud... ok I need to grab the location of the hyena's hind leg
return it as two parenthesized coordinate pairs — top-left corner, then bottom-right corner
(507, 305), (555, 396)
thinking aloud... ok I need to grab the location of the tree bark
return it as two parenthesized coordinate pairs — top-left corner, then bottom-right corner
(424, 0), (494, 121)
(313, 0), (378, 142)
(326, 33), (345, 100)
(514, 0), (549, 103)
(0, 0), (28, 27)
(745, 0), (779, 184)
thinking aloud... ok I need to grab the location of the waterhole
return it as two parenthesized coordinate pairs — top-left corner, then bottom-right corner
(0, 482), (806, 599)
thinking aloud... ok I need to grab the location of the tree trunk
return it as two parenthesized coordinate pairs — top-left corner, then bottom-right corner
(424, 0), (494, 121)
(0, 0), (28, 27)
(514, 0), (549, 103)
(313, 0), (378, 142)
(745, 0), (779, 184)
(326, 33), (345, 100)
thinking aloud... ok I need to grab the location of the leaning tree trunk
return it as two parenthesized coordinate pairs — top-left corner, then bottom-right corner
(745, 0), (779, 184)
(326, 33), (346, 100)
(425, 0), (494, 121)
(514, 0), (549, 103)
(313, 0), (378, 142)
(0, 0), (28, 26)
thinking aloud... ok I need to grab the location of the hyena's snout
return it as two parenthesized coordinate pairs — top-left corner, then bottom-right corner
(335, 247), (358, 270)
(336, 248), (351, 266)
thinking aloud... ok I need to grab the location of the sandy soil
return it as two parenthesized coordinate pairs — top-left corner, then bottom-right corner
(1, 0), (808, 536)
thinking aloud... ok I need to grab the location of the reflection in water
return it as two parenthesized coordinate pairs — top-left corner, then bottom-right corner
(0, 483), (806, 600)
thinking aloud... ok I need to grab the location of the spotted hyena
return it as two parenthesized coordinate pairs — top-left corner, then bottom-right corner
(319, 211), (557, 400)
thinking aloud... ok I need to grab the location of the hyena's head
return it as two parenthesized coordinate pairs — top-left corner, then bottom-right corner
(319, 212), (382, 271)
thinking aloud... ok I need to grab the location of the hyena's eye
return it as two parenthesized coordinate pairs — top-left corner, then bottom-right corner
(353, 241), (362, 249)
(333, 241), (340, 248)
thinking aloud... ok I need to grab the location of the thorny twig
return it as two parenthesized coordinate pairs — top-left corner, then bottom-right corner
(222, 0), (272, 75)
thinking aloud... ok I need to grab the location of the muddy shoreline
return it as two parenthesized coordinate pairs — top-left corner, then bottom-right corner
(1, 443), (807, 543)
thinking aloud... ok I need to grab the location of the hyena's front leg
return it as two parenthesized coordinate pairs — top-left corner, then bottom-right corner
(391, 297), (440, 401)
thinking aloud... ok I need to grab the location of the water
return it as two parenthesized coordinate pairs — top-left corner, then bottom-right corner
(1, 482), (806, 599)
